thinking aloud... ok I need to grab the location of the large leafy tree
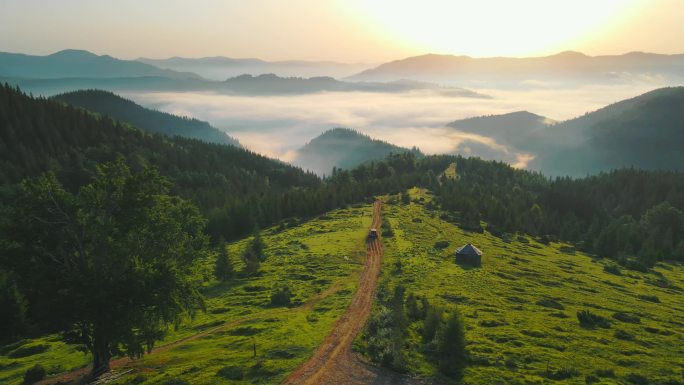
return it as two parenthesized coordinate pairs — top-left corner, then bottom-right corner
(3, 159), (208, 377)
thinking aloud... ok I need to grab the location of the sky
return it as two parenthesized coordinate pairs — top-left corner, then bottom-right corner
(1, 0), (683, 62)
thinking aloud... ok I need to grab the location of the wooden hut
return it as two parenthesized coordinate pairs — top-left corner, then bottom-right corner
(455, 243), (482, 266)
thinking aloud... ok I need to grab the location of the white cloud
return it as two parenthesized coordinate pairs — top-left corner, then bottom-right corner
(126, 83), (671, 168)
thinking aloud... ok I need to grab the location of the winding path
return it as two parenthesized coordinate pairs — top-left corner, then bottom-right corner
(282, 201), (430, 385)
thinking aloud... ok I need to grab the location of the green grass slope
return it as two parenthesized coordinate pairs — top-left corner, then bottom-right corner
(365, 188), (684, 384)
(0, 205), (372, 385)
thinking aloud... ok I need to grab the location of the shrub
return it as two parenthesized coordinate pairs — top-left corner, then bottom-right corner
(405, 293), (421, 320)
(437, 310), (468, 378)
(242, 248), (261, 276)
(621, 259), (649, 272)
(128, 375), (147, 384)
(161, 380), (190, 385)
(612, 312), (641, 324)
(23, 364), (46, 384)
(559, 246), (576, 254)
(603, 263), (622, 275)
(594, 368), (616, 377)
(433, 240), (450, 250)
(9, 344), (50, 358)
(381, 220), (394, 237)
(547, 366), (580, 380)
(614, 329), (635, 340)
(625, 373), (649, 385)
(422, 304), (443, 342)
(270, 286), (292, 307)
(536, 298), (565, 310)
(217, 366), (244, 380)
(577, 310), (611, 328)
(638, 294), (660, 303)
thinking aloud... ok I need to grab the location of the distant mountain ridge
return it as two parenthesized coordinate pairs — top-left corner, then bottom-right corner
(52, 90), (240, 147)
(138, 56), (373, 80)
(294, 128), (422, 175)
(348, 51), (684, 86)
(0, 49), (201, 79)
(1, 72), (489, 98)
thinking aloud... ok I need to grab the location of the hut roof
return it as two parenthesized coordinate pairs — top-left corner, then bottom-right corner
(456, 243), (482, 256)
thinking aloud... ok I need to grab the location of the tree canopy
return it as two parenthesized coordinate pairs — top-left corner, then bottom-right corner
(3, 159), (208, 376)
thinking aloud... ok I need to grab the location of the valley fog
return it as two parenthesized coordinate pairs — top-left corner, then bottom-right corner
(129, 82), (667, 171)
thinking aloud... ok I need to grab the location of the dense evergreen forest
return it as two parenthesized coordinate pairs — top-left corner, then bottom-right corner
(51, 90), (241, 147)
(2, 83), (683, 347)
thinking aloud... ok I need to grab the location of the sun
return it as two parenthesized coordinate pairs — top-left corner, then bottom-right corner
(346, 0), (638, 57)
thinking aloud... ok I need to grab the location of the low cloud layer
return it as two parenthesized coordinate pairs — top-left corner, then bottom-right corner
(128, 82), (669, 172)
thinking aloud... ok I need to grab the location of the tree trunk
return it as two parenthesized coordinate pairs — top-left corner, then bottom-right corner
(91, 342), (111, 378)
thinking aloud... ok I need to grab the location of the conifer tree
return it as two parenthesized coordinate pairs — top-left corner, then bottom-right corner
(214, 244), (234, 281)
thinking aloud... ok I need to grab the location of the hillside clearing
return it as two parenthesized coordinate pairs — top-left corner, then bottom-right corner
(359, 188), (684, 384)
(0, 205), (372, 385)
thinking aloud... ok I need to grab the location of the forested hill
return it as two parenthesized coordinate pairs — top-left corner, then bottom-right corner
(52, 90), (241, 147)
(2, 82), (683, 264)
(0, 84), (320, 239)
(530, 87), (684, 176)
(447, 111), (554, 149)
(294, 128), (422, 175)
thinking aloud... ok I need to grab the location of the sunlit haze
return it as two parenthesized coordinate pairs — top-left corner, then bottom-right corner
(1, 0), (682, 61)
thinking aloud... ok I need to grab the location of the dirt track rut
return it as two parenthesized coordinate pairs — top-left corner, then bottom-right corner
(282, 201), (431, 385)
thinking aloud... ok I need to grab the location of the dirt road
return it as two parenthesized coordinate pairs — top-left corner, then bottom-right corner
(42, 201), (431, 385)
(282, 201), (430, 385)
(38, 276), (348, 385)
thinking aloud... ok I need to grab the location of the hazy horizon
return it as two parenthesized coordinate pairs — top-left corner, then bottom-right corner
(2, 0), (683, 62)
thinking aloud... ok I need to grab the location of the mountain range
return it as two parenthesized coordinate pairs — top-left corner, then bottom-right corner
(348, 51), (684, 87)
(0, 50), (486, 97)
(51, 90), (241, 147)
(138, 56), (373, 80)
(0, 49), (200, 79)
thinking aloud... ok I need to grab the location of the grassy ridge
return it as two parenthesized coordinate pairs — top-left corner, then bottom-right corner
(0, 205), (372, 385)
(370, 188), (684, 384)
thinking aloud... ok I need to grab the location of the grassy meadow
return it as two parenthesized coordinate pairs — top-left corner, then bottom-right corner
(0, 205), (372, 385)
(363, 188), (684, 384)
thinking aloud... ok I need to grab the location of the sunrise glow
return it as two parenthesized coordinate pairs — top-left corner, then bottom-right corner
(348, 0), (639, 57)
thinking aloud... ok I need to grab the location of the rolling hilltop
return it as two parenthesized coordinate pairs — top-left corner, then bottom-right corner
(447, 111), (555, 146)
(530, 87), (684, 176)
(348, 51), (684, 86)
(444, 87), (684, 176)
(0, 72), (487, 98)
(52, 90), (241, 147)
(294, 128), (422, 175)
(138, 55), (372, 80)
(0, 49), (200, 79)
